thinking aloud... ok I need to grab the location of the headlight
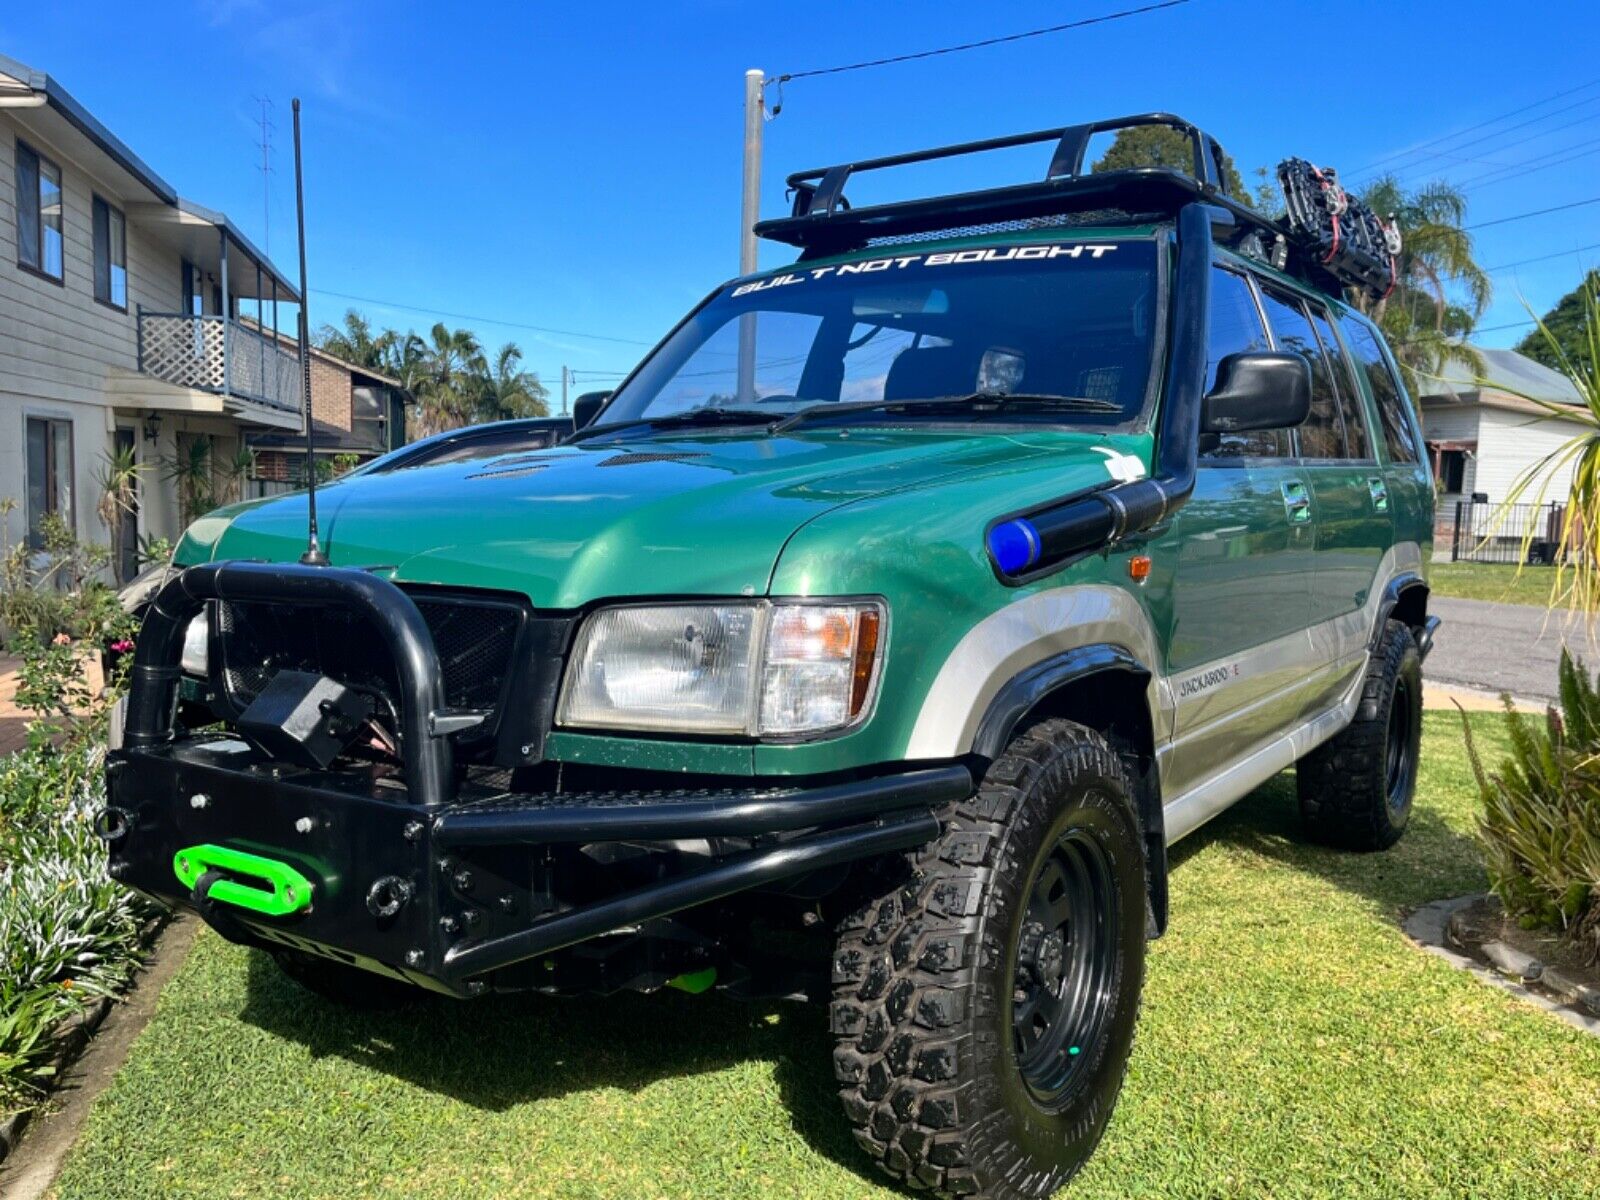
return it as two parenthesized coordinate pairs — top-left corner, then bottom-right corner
(180, 611), (209, 678)
(557, 600), (884, 738)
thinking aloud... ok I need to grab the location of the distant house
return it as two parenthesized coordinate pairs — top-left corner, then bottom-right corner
(1, 53), (301, 582)
(1417, 347), (1587, 553)
(241, 330), (409, 495)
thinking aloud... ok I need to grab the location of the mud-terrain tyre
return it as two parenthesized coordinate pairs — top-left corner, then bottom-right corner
(1296, 618), (1422, 851)
(272, 949), (417, 1009)
(830, 719), (1147, 1199)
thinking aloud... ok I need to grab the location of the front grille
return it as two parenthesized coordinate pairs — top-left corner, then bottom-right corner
(215, 587), (527, 742)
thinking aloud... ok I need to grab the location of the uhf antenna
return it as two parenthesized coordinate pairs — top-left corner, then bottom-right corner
(291, 98), (327, 565)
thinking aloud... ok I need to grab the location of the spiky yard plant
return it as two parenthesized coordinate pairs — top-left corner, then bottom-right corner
(1463, 649), (1600, 959)
(1482, 280), (1600, 611)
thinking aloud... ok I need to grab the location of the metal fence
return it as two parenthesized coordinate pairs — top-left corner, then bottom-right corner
(1449, 499), (1567, 565)
(137, 312), (301, 413)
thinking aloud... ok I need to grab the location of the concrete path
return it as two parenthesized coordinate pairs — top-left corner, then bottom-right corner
(1426, 596), (1600, 706)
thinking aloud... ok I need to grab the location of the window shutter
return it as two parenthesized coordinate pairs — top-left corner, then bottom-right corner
(93, 196), (112, 302)
(14, 142), (40, 269)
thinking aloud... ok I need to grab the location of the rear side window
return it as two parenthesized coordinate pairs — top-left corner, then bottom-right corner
(1200, 267), (1289, 459)
(1306, 308), (1370, 459)
(1340, 318), (1419, 463)
(1258, 286), (1348, 460)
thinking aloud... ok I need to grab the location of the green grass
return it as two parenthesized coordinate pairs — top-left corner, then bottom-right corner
(1426, 562), (1561, 607)
(52, 713), (1600, 1199)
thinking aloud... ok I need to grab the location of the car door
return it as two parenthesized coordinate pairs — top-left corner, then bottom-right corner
(1157, 265), (1316, 800)
(1257, 285), (1393, 714)
(1339, 314), (1433, 558)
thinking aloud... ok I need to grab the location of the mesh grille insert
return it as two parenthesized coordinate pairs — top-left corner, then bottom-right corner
(216, 589), (525, 737)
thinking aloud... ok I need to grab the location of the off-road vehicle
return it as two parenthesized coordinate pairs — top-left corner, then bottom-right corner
(103, 114), (1438, 1198)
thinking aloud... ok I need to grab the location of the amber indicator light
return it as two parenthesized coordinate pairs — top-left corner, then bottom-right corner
(1129, 555), (1152, 582)
(849, 610), (882, 717)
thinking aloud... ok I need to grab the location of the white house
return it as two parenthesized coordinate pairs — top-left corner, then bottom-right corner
(1, 53), (303, 584)
(1418, 346), (1587, 556)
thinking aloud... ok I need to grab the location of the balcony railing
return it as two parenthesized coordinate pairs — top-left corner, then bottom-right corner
(137, 312), (301, 414)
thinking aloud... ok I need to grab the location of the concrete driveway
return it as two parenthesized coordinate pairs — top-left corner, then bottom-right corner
(1425, 596), (1600, 705)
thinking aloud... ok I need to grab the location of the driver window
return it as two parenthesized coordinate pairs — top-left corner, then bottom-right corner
(1201, 267), (1289, 460)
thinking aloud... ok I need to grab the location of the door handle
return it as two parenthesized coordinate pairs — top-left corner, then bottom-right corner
(1280, 480), (1312, 525)
(1367, 477), (1390, 513)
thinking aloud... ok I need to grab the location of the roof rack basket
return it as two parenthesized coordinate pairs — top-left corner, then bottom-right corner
(754, 112), (1396, 302)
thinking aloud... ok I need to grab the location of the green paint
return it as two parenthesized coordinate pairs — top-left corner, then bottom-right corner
(666, 967), (718, 994)
(173, 844), (313, 917)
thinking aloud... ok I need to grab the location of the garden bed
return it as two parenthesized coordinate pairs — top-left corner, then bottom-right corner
(1448, 894), (1600, 1019)
(0, 746), (165, 1150)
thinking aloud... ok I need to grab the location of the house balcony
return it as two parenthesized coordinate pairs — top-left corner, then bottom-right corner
(135, 311), (302, 417)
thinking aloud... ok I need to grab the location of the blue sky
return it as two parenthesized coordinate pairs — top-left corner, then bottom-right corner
(6, 1), (1598, 397)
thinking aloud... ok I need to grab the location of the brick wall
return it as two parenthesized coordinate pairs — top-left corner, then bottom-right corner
(310, 356), (352, 431)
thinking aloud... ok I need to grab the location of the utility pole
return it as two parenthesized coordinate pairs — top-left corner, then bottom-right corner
(561, 365), (569, 416)
(736, 68), (763, 403)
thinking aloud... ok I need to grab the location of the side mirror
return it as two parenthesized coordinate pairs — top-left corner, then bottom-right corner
(1200, 352), (1311, 434)
(571, 391), (612, 430)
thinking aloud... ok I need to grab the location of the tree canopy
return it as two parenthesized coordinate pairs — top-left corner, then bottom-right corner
(315, 311), (550, 437)
(1517, 270), (1599, 377)
(1090, 125), (1248, 197)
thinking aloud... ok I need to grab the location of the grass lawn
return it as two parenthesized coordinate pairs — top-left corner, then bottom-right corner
(52, 713), (1600, 1199)
(1426, 562), (1563, 607)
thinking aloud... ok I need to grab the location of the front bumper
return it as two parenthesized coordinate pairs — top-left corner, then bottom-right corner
(105, 738), (966, 996)
(107, 560), (969, 995)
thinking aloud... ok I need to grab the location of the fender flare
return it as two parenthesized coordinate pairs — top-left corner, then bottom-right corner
(969, 644), (1169, 936)
(1371, 571), (1431, 651)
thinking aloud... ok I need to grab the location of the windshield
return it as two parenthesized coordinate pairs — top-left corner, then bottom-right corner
(600, 238), (1160, 432)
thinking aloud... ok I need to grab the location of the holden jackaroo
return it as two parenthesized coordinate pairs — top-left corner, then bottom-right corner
(104, 114), (1437, 1199)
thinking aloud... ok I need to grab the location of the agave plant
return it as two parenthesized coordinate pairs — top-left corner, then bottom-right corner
(1476, 281), (1600, 612)
(1463, 650), (1600, 959)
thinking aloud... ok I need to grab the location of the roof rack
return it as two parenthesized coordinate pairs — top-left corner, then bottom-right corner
(754, 112), (1394, 302)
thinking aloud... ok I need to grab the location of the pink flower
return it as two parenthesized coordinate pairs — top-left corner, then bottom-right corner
(52, 632), (72, 646)
(111, 639), (135, 653)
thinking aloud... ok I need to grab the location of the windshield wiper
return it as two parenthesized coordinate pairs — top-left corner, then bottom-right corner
(568, 406), (780, 443)
(772, 392), (1124, 434)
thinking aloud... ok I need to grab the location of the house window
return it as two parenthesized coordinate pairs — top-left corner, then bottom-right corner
(25, 417), (74, 550)
(1438, 450), (1467, 494)
(93, 195), (128, 309)
(14, 140), (64, 281)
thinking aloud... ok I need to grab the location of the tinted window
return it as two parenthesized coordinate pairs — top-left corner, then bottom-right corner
(14, 141), (64, 280)
(93, 195), (128, 309)
(1307, 307), (1370, 459)
(1259, 287), (1347, 459)
(1341, 318), (1419, 463)
(1200, 267), (1289, 459)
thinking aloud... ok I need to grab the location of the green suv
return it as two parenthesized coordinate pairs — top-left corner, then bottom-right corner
(104, 115), (1436, 1198)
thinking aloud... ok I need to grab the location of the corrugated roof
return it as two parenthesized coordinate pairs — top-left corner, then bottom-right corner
(1422, 346), (1584, 406)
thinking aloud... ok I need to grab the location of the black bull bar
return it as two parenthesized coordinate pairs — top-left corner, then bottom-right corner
(105, 562), (968, 995)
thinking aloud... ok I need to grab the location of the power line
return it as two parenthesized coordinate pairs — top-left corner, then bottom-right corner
(1451, 133), (1600, 192)
(1348, 76), (1600, 178)
(773, 1), (1191, 81)
(308, 287), (656, 346)
(1465, 195), (1600, 230)
(1487, 242), (1600, 272)
(1370, 93), (1600, 185)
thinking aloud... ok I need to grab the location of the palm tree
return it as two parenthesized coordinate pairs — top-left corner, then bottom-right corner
(1354, 176), (1491, 394)
(411, 323), (486, 436)
(314, 310), (393, 373)
(478, 343), (550, 421)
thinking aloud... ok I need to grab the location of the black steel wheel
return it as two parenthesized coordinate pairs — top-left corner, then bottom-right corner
(830, 719), (1147, 1200)
(1011, 827), (1120, 1111)
(1297, 618), (1423, 850)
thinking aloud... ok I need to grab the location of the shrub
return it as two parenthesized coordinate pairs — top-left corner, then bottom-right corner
(0, 746), (160, 1108)
(1464, 650), (1600, 958)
